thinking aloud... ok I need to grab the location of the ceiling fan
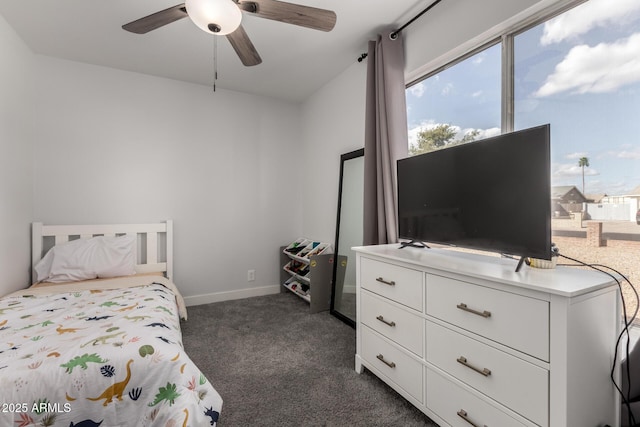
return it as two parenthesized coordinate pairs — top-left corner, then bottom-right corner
(122, 0), (337, 66)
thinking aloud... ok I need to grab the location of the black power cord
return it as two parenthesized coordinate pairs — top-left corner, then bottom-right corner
(558, 252), (639, 426)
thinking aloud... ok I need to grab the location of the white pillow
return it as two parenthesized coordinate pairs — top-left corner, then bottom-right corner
(94, 235), (137, 278)
(35, 235), (136, 283)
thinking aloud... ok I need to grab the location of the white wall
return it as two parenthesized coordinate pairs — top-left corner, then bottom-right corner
(0, 14), (34, 295)
(300, 62), (368, 244)
(32, 56), (303, 301)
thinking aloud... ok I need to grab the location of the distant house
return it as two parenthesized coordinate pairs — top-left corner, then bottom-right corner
(586, 193), (607, 203)
(586, 185), (640, 222)
(601, 185), (640, 204)
(552, 186), (588, 216)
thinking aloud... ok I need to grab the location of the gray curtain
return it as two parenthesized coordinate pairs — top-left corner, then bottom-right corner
(363, 30), (409, 245)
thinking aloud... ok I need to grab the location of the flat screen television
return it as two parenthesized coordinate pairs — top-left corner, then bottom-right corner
(397, 124), (551, 261)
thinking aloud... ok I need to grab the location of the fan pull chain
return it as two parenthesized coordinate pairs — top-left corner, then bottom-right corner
(213, 36), (218, 92)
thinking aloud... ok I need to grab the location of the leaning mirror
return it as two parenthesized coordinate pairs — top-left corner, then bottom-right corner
(331, 148), (364, 327)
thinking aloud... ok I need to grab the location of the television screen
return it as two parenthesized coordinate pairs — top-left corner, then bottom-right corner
(397, 124), (551, 260)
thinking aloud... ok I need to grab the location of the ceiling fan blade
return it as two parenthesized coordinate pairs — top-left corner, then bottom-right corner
(238, 0), (336, 32)
(122, 4), (188, 34)
(226, 24), (262, 66)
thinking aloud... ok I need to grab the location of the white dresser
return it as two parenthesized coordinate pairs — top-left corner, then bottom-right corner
(353, 244), (620, 427)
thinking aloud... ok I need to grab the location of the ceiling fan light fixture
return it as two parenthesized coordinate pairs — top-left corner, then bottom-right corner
(185, 0), (242, 36)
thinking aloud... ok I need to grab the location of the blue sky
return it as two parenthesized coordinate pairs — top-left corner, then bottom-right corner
(406, 0), (640, 196)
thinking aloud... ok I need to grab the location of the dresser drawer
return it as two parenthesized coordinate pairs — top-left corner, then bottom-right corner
(427, 367), (530, 427)
(361, 325), (423, 403)
(360, 257), (423, 311)
(426, 274), (549, 361)
(426, 321), (548, 427)
(361, 290), (424, 357)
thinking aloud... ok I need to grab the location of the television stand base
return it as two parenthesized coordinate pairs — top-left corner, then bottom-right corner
(399, 240), (430, 249)
(515, 256), (526, 272)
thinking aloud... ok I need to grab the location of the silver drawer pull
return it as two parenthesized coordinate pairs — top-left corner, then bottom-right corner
(376, 277), (396, 286)
(457, 356), (491, 377)
(457, 303), (491, 318)
(457, 409), (487, 427)
(376, 315), (396, 327)
(376, 354), (396, 368)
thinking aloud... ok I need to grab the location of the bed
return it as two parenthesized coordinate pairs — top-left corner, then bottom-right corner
(0, 221), (222, 427)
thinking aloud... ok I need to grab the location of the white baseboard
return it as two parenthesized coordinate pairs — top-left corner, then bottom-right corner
(183, 284), (281, 307)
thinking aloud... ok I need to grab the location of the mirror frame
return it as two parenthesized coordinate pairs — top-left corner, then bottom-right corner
(330, 148), (364, 328)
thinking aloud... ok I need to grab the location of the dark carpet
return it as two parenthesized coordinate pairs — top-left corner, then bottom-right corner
(180, 292), (437, 426)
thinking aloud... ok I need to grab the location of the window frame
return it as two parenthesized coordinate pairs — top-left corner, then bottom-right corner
(406, 0), (588, 131)
(405, 38), (502, 155)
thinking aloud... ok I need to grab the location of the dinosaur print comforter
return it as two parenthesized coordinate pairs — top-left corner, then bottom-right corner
(0, 277), (222, 427)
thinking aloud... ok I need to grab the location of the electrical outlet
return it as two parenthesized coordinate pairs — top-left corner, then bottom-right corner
(247, 269), (255, 282)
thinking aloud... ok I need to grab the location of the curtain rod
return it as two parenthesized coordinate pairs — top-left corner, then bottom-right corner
(390, 0), (442, 40)
(357, 0), (442, 62)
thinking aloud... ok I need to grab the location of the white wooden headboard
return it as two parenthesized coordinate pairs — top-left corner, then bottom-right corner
(31, 221), (173, 284)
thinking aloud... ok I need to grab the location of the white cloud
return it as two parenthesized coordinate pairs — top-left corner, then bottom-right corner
(472, 55), (485, 65)
(541, 0), (640, 45)
(534, 33), (640, 97)
(553, 163), (599, 178)
(471, 127), (501, 140)
(407, 82), (425, 98)
(606, 143), (640, 160)
(616, 149), (640, 160)
(565, 152), (589, 160)
(471, 90), (483, 98)
(441, 83), (453, 95)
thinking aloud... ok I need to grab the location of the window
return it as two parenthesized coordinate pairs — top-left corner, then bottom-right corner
(406, 42), (501, 155)
(514, 1), (640, 195)
(406, 0), (640, 317)
(514, 0), (640, 317)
